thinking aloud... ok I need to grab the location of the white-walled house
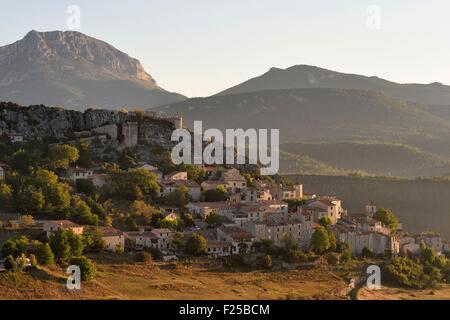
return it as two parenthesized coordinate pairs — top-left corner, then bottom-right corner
(270, 184), (303, 200)
(217, 226), (255, 254)
(187, 202), (237, 219)
(8, 134), (24, 143)
(125, 228), (174, 251)
(301, 197), (344, 225)
(243, 220), (313, 249)
(68, 167), (94, 181)
(0, 164), (6, 180)
(330, 224), (400, 256)
(221, 169), (247, 193)
(164, 171), (188, 181)
(86, 227), (125, 252)
(206, 240), (232, 257)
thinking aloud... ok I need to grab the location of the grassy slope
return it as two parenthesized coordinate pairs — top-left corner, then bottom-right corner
(2, 253), (449, 300)
(281, 141), (450, 178)
(358, 286), (450, 300)
(156, 88), (450, 157)
(0, 253), (347, 300)
(279, 150), (354, 176)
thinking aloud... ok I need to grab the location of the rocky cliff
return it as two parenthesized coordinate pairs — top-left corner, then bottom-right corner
(0, 102), (176, 149)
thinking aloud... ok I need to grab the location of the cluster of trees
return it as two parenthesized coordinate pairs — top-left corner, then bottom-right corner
(2, 236), (54, 271)
(204, 185), (228, 202)
(106, 166), (160, 201)
(1, 230), (97, 281)
(253, 238), (316, 268)
(384, 242), (449, 288)
(373, 208), (399, 232)
(310, 225), (337, 255)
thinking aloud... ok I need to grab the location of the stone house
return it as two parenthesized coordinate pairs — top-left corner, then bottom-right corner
(217, 226), (255, 254)
(43, 220), (84, 238)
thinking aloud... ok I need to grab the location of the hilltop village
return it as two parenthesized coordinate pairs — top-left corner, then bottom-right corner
(0, 108), (449, 291)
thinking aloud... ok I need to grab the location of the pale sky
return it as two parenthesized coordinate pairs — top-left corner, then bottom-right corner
(1, 0), (449, 97)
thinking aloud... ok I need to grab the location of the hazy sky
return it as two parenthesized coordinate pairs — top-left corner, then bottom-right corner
(1, 0), (449, 97)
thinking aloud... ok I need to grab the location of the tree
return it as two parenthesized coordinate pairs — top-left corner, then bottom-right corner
(71, 197), (99, 225)
(325, 252), (340, 265)
(0, 183), (13, 210)
(35, 243), (55, 266)
(15, 236), (29, 255)
(161, 185), (191, 208)
(19, 215), (35, 228)
(76, 179), (95, 195)
(110, 169), (160, 200)
(70, 256), (97, 281)
(419, 241), (437, 265)
(118, 151), (137, 170)
(17, 188), (45, 214)
(361, 247), (374, 258)
(318, 216), (332, 228)
(67, 230), (85, 257)
(75, 140), (93, 168)
(29, 254), (38, 268)
(83, 229), (106, 253)
(10, 149), (36, 174)
(17, 253), (29, 272)
(204, 185), (228, 202)
(384, 257), (426, 288)
(205, 213), (222, 227)
(2, 240), (18, 258)
(309, 227), (336, 254)
(340, 243), (352, 262)
(49, 229), (72, 263)
(4, 255), (17, 272)
(185, 233), (207, 256)
(178, 164), (206, 183)
(104, 215), (113, 228)
(284, 198), (305, 211)
(48, 144), (79, 169)
(116, 243), (124, 254)
(262, 255), (273, 269)
(138, 251), (153, 265)
(373, 208), (399, 232)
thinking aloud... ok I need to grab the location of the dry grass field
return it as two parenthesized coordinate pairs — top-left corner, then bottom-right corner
(1, 253), (449, 300)
(0, 253), (348, 300)
(358, 285), (450, 300)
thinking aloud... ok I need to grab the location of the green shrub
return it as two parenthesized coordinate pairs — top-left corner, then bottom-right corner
(4, 255), (17, 272)
(70, 256), (97, 281)
(138, 251), (153, 265)
(325, 252), (340, 265)
(262, 255), (273, 269)
(29, 254), (38, 268)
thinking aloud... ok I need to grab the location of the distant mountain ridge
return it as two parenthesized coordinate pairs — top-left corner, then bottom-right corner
(217, 65), (450, 105)
(0, 30), (185, 110)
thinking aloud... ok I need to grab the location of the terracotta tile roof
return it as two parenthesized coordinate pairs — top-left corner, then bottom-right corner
(46, 220), (81, 228)
(219, 226), (254, 240)
(85, 226), (123, 237)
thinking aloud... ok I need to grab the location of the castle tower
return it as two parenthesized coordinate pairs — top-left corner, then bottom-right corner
(121, 122), (138, 147)
(366, 201), (377, 216)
